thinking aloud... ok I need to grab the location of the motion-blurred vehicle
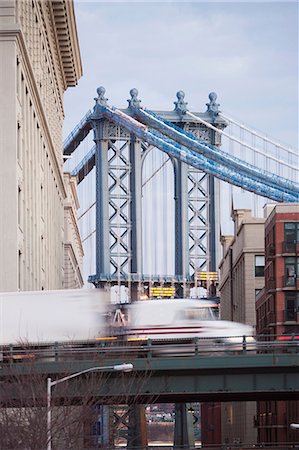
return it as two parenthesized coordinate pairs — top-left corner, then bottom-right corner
(0, 288), (109, 346)
(117, 298), (255, 349)
(0, 291), (254, 359)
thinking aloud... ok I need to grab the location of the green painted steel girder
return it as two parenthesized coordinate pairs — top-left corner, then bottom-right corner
(1, 353), (299, 405)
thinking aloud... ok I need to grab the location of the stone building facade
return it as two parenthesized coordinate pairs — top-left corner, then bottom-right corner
(219, 208), (265, 325)
(0, 0), (82, 291)
(63, 173), (84, 289)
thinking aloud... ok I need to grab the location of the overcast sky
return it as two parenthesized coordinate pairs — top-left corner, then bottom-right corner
(63, 1), (298, 281)
(64, 1), (298, 148)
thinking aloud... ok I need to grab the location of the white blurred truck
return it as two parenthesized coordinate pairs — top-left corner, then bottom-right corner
(0, 288), (109, 346)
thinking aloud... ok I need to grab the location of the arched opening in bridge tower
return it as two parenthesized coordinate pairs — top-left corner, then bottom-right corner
(142, 147), (175, 277)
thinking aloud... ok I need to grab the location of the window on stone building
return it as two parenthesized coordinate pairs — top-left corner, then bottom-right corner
(255, 255), (265, 277)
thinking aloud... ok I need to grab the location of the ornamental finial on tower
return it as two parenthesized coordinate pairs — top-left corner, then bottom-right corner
(128, 88), (141, 109)
(206, 92), (220, 122)
(95, 86), (108, 107)
(174, 90), (188, 118)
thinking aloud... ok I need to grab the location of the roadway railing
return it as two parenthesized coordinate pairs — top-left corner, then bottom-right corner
(76, 446), (299, 450)
(1, 335), (298, 364)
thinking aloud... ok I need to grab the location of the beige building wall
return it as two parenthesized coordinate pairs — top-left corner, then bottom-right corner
(219, 209), (265, 447)
(219, 209), (265, 325)
(0, 0), (82, 292)
(63, 173), (84, 289)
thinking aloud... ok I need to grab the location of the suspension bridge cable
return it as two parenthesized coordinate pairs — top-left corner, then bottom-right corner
(68, 106), (298, 198)
(77, 201), (96, 221)
(136, 108), (297, 196)
(220, 112), (298, 157)
(82, 229), (96, 244)
(105, 106), (297, 202)
(186, 111), (297, 172)
(148, 124), (297, 202)
(142, 158), (169, 188)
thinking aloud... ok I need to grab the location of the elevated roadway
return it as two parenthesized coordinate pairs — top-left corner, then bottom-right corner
(1, 346), (299, 405)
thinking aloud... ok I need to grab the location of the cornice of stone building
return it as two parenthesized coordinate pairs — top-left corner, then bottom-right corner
(65, 204), (84, 256)
(49, 0), (83, 89)
(64, 173), (84, 257)
(64, 242), (84, 287)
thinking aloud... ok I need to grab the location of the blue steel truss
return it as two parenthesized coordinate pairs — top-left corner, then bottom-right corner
(65, 89), (298, 288)
(136, 108), (297, 196)
(66, 102), (298, 203)
(88, 104), (297, 202)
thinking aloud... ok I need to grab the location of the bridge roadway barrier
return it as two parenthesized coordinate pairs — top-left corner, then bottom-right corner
(1, 341), (299, 405)
(64, 446), (299, 449)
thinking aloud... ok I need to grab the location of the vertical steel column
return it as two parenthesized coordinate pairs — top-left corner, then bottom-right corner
(174, 92), (213, 282)
(183, 120), (210, 280)
(100, 405), (114, 447)
(209, 130), (217, 272)
(174, 159), (189, 281)
(209, 184), (216, 271)
(129, 135), (143, 279)
(93, 119), (110, 281)
(206, 92), (223, 272)
(127, 404), (148, 448)
(174, 403), (195, 448)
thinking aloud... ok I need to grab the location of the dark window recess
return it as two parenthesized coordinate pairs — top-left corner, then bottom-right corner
(285, 292), (299, 321)
(285, 257), (298, 287)
(255, 255), (265, 277)
(284, 223), (299, 252)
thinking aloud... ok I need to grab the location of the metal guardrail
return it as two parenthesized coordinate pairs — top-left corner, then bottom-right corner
(71, 445), (299, 449)
(1, 335), (298, 364)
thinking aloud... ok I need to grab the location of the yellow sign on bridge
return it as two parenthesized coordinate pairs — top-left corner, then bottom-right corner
(149, 287), (176, 297)
(196, 271), (218, 281)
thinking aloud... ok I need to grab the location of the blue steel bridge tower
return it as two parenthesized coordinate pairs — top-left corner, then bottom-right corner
(64, 88), (298, 448)
(85, 88), (227, 298)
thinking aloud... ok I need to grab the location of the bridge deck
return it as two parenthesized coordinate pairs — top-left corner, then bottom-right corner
(1, 351), (299, 404)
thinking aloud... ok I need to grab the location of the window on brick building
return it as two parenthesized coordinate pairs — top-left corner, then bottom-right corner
(284, 223), (299, 252)
(285, 292), (299, 321)
(255, 255), (265, 277)
(285, 257), (298, 287)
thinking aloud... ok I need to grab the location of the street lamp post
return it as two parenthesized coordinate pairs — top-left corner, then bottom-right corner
(46, 363), (133, 450)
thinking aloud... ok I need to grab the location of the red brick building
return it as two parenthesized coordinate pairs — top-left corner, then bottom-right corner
(201, 402), (221, 446)
(256, 203), (299, 444)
